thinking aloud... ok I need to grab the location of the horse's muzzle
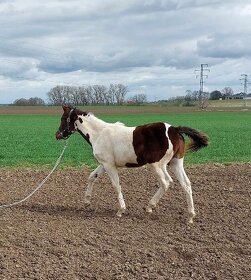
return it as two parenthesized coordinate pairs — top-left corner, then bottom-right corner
(56, 131), (64, 140)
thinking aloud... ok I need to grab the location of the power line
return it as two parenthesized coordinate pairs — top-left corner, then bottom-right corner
(195, 64), (210, 109)
(195, 64), (210, 94)
(240, 74), (251, 107)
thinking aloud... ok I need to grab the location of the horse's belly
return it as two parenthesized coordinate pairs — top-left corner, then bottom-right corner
(113, 144), (137, 167)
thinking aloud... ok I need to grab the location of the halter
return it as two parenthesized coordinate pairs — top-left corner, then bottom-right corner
(62, 108), (76, 139)
(67, 108), (75, 129)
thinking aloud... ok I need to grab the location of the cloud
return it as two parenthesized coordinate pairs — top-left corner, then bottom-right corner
(197, 33), (251, 59)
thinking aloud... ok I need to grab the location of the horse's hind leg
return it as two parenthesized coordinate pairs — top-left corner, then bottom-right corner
(163, 164), (173, 185)
(170, 158), (195, 223)
(146, 162), (172, 213)
(85, 165), (105, 205)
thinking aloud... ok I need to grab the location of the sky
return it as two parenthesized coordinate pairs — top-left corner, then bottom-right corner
(0, 0), (251, 104)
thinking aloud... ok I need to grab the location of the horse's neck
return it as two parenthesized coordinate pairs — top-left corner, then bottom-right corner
(89, 115), (108, 129)
(81, 115), (109, 139)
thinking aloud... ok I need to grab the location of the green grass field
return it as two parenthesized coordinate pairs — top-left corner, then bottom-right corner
(0, 111), (250, 169)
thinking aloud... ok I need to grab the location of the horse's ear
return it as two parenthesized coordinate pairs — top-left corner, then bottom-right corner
(62, 104), (68, 111)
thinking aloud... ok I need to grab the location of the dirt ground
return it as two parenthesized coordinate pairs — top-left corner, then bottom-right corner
(0, 106), (186, 115)
(0, 164), (250, 280)
(0, 105), (250, 115)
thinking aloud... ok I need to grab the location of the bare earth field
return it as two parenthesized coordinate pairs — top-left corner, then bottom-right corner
(0, 104), (250, 115)
(0, 106), (185, 115)
(0, 164), (250, 280)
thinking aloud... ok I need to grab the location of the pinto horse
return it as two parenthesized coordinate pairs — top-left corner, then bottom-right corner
(56, 105), (209, 223)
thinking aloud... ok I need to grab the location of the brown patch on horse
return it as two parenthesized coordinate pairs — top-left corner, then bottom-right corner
(168, 126), (185, 159)
(128, 122), (169, 166)
(176, 126), (209, 152)
(78, 130), (92, 146)
(168, 126), (209, 159)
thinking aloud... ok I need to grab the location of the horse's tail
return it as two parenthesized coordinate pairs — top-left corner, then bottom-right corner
(176, 126), (209, 153)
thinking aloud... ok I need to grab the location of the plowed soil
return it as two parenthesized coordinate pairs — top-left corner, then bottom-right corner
(0, 106), (185, 115)
(0, 164), (250, 280)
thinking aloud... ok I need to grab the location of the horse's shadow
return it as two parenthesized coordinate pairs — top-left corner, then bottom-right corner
(19, 203), (151, 221)
(20, 203), (112, 218)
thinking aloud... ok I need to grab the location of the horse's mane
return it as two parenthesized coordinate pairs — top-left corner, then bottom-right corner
(87, 112), (125, 126)
(114, 121), (125, 126)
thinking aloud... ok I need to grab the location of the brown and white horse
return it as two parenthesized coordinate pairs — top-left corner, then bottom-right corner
(56, 105), (209, 223)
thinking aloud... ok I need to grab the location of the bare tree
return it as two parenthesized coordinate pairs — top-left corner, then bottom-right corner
(108, 84), (117, 104)
(129, 93), (147, 104)
(47, 86), (65, 105)
(78, 86), (89, 105)
(222, 87), (234, 99)
(13, 98), (30, 106)
(62, 86), (73, 104)
(114, 84), (128, 105)
(92, 85), (106, 104)
(71, 87), (81, 105)
(85, 85), (94, 104)
(13, 97), (45, 106)
(28, 97), (45, 105)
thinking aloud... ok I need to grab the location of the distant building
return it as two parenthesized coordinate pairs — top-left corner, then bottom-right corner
(245, 94), (251, 100)
(232, 93), (244, 99)
(232, 92), (251, 99)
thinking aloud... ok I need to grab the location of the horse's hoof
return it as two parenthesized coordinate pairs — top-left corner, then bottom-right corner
(84, 200), (91, 207)
(188, 218), (194, 224)
(116, 208), (126, 217)
(188, 212), (196, 224)
(146, 206), (153, 213)
(146, 202), (156, 213)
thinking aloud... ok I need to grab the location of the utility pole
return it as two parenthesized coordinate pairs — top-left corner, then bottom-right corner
(240, 74), (250, 108)
(195, 64), (210, 109)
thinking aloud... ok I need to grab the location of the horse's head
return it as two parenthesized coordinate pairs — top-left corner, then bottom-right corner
(56, 105), (79, 140)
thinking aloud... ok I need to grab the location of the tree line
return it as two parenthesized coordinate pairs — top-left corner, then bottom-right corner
(13, 97), (45, 106)
(47, 84), (128, 105)
(12, 83), (149, 106)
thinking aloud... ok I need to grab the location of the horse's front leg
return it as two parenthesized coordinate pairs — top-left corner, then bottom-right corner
(104, 164), (126, 217)
(85, 165), (105, 205)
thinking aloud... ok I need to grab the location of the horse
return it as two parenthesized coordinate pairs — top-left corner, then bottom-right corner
(56, 105), (209, 223)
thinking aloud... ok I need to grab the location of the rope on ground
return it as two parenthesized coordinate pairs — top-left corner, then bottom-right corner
(0, 139), (69, 209)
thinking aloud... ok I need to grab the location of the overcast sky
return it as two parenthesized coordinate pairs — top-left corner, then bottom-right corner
(0, 0), (250, 104)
